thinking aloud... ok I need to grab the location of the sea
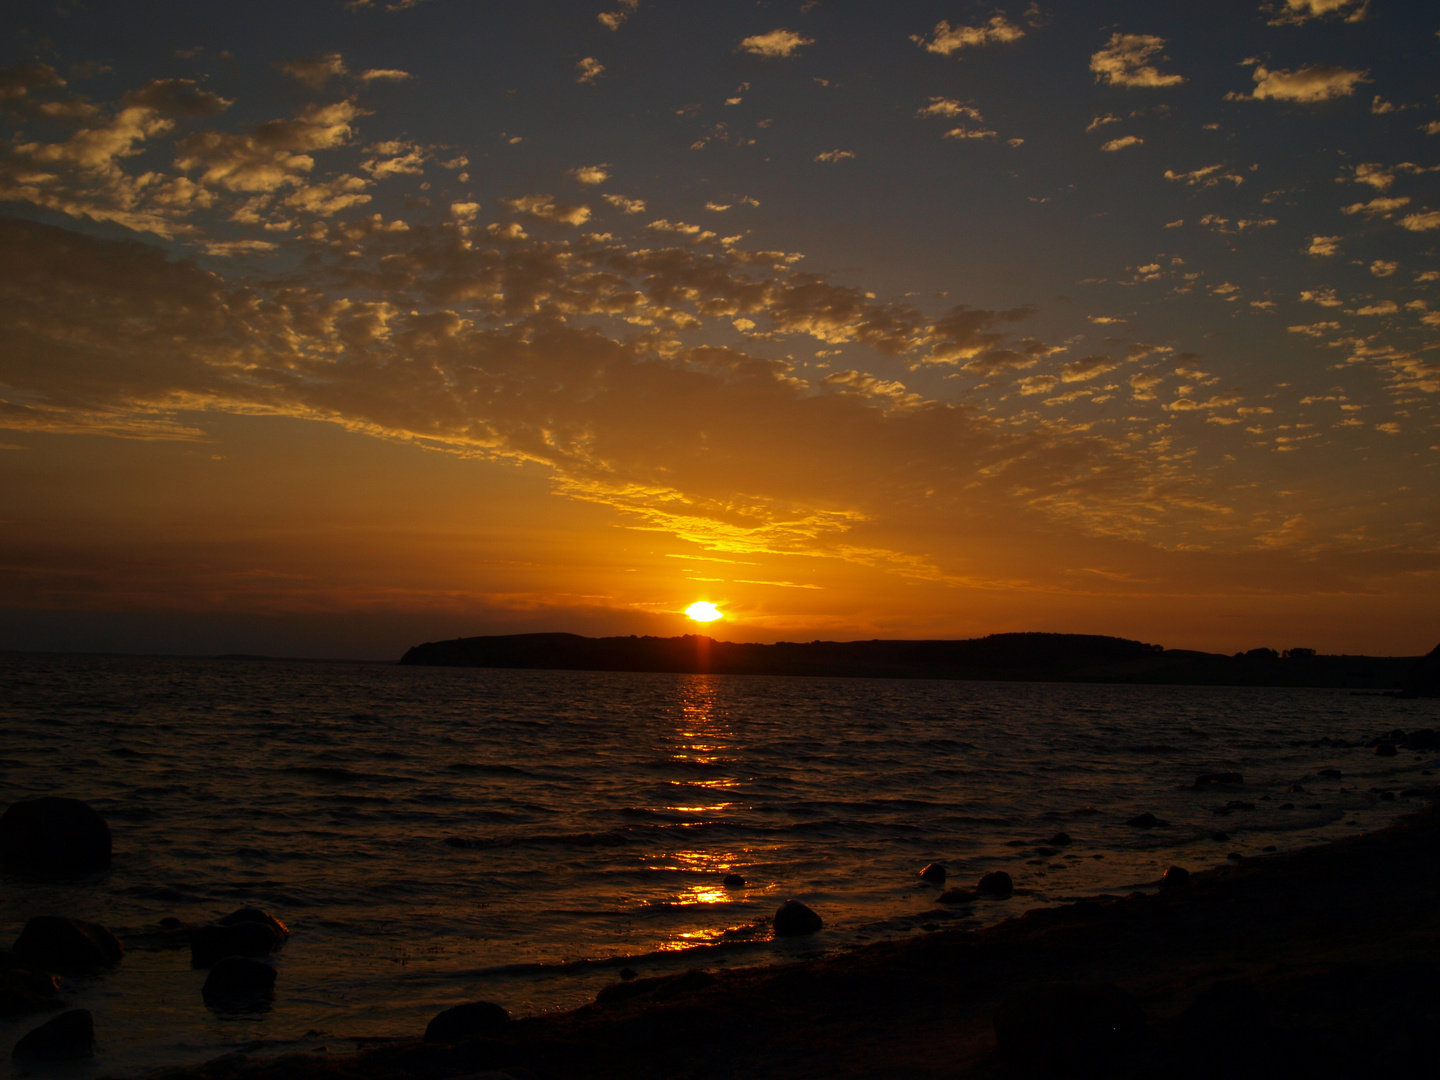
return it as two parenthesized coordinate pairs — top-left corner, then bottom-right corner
(1, 652), (1437, 1078)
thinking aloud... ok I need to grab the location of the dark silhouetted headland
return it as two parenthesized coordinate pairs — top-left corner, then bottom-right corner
(399, 632), (1435, 689)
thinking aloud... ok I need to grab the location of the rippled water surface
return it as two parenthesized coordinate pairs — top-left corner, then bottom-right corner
(1, 653), (1436, 1078)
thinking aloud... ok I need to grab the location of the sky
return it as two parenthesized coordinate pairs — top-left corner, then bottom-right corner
(1, 0), (1437, 660)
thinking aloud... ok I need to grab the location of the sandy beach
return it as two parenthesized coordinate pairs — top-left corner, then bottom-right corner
(130, 794), (1440, 1080)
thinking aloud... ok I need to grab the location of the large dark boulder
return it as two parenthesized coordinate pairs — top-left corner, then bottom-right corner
(423, 1000), (511, 1042)
(12, 917), (123, 975)
(0, 798), (111, 875)
(0, 968), (62, 1017)
(191, 921), (282, 968)
(994, 983), (1148, 1075)
(772, 900), (823, 937)
(219, 907), (289, 938)
(202, 956), (276, 1006)
(11, 1008), (94, 1060)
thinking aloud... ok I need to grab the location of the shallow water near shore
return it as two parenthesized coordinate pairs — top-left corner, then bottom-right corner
(1, 653), (1436, 1079)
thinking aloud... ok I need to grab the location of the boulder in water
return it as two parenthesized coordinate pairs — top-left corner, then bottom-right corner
(722, 873), (747, 888)
(423, 1000), (511, 1043)
(0, 968), (63, 1017)
(12, 917), (123, 975)
(1048, 832), (1072, 846)
(919, 862), (946, 884)
(1195, 772), (1243, 787)
(976, 871), (1013, 898)
(219, 908), (289, 939)
(993, 983), (1147, 1075)
(191, 921), (282, 968)
(0, 798), (110, 875)
(11, 1009), (94, 1060)
(202, 957), (276, 1006)
(772, 900), (823, 937)
(1160, 866), (1190, 892)
(1127, 812), (1160, 828)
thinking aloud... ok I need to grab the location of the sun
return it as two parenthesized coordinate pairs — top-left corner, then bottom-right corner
(685, 601), (723, 623)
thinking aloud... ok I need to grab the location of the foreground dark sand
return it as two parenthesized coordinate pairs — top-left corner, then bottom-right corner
(149, 800), (1440, 1080)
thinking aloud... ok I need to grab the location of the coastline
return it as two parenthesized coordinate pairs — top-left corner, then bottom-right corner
(139, 795), (1440, 1080)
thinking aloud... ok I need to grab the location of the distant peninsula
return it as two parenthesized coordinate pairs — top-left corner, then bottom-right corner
(400, 632), (1440, 692)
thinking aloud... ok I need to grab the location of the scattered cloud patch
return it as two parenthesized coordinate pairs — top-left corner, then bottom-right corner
(1306, 235), (1340, 257)
(1164, 164), (1244, 188)
(501, 194), (591, 225)
(598, 0), (638, 31)
(576, 57), (605, 84)
(917, 97), (983, 120)
(1232, 65), (1368, 103)
(739, 29), (814, 58)
(603, 194), (645, 214)
(570, 165), (610, 185)
(1264, 0), (1369, 26)
(913, 16), (1024, 56)
(1090, 34), (1184, 88)
(1101, 135), (1143, 152)
(1400, 210), (1440, 232)
(1370, 260), (1398, 277)
(815, 149), (855, 162)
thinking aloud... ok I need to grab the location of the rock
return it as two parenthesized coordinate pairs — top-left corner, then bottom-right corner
(1403, 728), (1437, 749)
(1287, 784), (1305, 793)
(619, 967), (637, 981)
(1375, 741), (1397, 757)
(11, 1008), (94, 1060)
(1047, 832), (1072, 846)
(918, 862), (946, 884)
(12, 917), (123, 975)
(722, 874), (746, 888)
(191, 921), (282, 968)
(1127, 812), (1159, 828)
(1195, 772), (1243, 787)
(202, 956), (276, 1006)
(1210, 831), (1229, 842)
(1225, 801), (1255, 811)
(772, 900), (823, 937)
(220, 907), (289, 938)
(993, 983), (1147, 1074)
(596, 968), (717, 1006)
(0, 968), (62, 1017)
(423, 1000), (511, 1043)
(976, 871), (1013, 898)
(938, 888), (976, 905)
(1318, 768), (1342, 779)
(1227, 852), (1244, 862)
(1160, 866), (1190, 892)
(0, 798), (111, 875)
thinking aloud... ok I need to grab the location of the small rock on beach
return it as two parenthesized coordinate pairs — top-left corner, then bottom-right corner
(976, 871), (1013, 897)
(424, 1000), (511, 1043)
(773, 900), (823, 937)
(0, 798), (111, 875)
(13, 917), (123, 975)
(11, 1009), (94, 1061)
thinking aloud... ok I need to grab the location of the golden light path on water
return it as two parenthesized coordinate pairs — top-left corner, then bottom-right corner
(649, 676), (761, 948)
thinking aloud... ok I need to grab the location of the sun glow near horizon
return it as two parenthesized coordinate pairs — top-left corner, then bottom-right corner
(685, 601), (724, 623)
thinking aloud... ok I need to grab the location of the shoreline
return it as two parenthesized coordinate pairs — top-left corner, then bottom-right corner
(138, 795), (1440, 1080)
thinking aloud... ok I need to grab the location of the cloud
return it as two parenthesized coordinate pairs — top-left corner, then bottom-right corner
(603, 193), (646, 214)
(598, 0), (639, 31)
(1370, 260), (1398, 277)
(1400, 210), (1440, 232)
(1090, 34), (1184, 88)
(1354, 301), (1398, 315)
(944, 127), (997, 141)
(283, 174), (371, 216)
(1288, 321), (1341, 336)
(1306, 235), (1340, 256)
(738, 30), (814, 58)
(361, 140), (428, 178)
(1164, 164), (1244, 187)
(1233, 65), (1368, 103)
(176, 101), (364, 192)
(917, 97), (983, 120)
(1086, 114), (1121, 133)
(569, 165), (610, 185)
(500, 194), (591, 225)
(913, 16), (1024, 56)
(358, 68), (413, 83)
(576, 58), (605, 84)
(1101, 135), (1143, 152)
(1301, 288), (1342, 306)
(1342, 196), (1410, 217)
(1264, 0), (1369, 26)
(279, 54), (349, 89)
(123, 78), (232, 118)
(814, 149), (855, 162)
(1060, 354), (1118, 382)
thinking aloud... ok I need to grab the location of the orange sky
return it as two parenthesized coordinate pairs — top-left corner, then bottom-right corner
(1, 1), (1437, 658)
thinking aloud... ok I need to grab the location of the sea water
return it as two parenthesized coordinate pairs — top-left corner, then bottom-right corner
(1, 653), (1436, 1078)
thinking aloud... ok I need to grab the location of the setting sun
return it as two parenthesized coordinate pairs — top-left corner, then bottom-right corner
(685, 602), (723, 623)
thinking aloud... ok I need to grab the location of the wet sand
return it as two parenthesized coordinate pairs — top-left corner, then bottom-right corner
(139, 794), (1440, 1080)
